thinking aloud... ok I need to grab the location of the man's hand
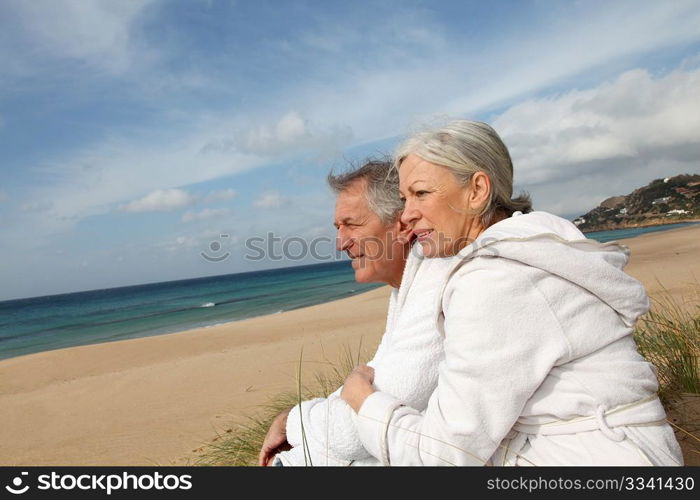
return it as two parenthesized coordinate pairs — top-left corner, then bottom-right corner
(258, 407), (292, 466)
(341, 365), (376, 413)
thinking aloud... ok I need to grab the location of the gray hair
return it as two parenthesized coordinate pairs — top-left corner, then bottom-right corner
(395, 120), (532, 227)
(327, 158), (404, 225)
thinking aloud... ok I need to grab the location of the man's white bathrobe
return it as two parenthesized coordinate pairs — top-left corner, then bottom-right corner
(275, 246), (454, 466)
(355, 211), (683, 466)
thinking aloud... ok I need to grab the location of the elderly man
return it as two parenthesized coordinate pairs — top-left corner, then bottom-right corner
(258, 159), (450, 466)
(331, 160), (407, 288)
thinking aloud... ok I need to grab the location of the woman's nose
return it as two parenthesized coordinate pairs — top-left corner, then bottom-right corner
(401, 201), (419, 226)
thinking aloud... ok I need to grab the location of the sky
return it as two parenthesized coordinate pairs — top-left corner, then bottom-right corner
(1, 0), (699, 301)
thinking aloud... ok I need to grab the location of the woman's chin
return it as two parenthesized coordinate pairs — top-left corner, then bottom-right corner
(418, 240), (439, 258)
(420, 241), (458, 259)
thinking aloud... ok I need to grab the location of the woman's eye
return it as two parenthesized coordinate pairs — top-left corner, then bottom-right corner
(416, 190), (429, 197)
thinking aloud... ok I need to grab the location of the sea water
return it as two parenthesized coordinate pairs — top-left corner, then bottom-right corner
(583, 221), (700, 243)
(0, 260), (381, 361)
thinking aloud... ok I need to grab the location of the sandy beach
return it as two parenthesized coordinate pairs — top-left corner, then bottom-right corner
(1, 224), (698, 466)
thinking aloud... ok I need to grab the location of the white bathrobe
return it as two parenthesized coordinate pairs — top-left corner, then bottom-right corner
(355, 211), (683, 466)
(275, 246), (454, 466)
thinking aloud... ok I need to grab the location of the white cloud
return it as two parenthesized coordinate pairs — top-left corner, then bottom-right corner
(7, 0), (155, 74)
(439, 1), (700, 117)
(204, 188), (237, 203)
(254, 190), (287, 209)
(121, 188), (196, 213)
(20, 200), (52, 213)
(480, 66), (700, 218)
(527, 154), (700, 218)
(181, 208), (231, 223)
(155, 234), (202, 255)
(275, 1), (700, 146)
(175, 236), (199, 248)
(6, 126), (263, 244)
(230, 111), (353, 156)
(156, 228), (239, 255)
(493, 67), (700, 186)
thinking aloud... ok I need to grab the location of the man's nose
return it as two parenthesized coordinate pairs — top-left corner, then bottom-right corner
(336, 227), (351, 251)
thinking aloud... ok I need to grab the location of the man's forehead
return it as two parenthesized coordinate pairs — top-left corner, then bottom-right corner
(335, 194), (369, 219)
(334, 184), (375, 221)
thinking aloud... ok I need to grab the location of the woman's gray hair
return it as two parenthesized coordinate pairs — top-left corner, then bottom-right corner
(327, 158), (404, 225)
(395, 120), (532, 227)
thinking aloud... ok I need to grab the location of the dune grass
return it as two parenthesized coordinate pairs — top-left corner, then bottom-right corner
(195, 343), (366, 466)
(633, 287), (700, 463)
(196, 290), (700, 466)
(634, 288), (700, 400)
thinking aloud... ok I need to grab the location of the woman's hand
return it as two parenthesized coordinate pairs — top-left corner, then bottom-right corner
(258, 407), (292, 466)
(341, 365), (376, 413)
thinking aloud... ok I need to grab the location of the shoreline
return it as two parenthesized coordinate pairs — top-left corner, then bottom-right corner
(581, 218), (700, 234)
(617, 223), (700, 304)
(0, 224), (698, 465)
(0, 280), (383, 363)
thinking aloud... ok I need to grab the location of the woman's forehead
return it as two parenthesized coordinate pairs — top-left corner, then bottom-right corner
(399, 155), (451, 184)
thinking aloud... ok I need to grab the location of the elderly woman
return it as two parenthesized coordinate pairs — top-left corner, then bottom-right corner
(341, 120), (683, 466)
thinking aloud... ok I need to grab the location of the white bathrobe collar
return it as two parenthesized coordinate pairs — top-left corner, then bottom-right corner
(438, 211), (649, 328)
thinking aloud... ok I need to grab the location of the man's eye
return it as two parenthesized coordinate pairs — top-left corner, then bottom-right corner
(416, 190), (429, 197)
(399, 197), (406, 203)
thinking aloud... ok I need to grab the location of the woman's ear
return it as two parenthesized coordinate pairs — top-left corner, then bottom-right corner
(466, 172), (491, 211)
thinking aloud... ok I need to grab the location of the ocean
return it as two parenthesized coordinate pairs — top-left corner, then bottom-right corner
(1, 221), (697, 361)
(0, 260), (381, 361)
(582, 221), (700, 243)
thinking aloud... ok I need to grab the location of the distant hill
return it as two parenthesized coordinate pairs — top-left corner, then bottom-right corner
(572, 174), (700, 232)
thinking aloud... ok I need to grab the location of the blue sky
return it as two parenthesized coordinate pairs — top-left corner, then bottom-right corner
(1, 0), (700, 301)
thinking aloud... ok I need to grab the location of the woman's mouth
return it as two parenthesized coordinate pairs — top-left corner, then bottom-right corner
(414, 229), (433, 242)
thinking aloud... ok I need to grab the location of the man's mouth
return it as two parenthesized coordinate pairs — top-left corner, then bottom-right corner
(349, 253), (365, 269)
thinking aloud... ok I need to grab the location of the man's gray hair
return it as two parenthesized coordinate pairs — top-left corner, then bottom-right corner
(395, 120), (532, 227)
(327, 158), (403, 225)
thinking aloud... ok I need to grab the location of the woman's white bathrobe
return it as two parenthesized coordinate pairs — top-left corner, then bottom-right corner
(275, 247), (454, 466)
(355, 211), (683, 466)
